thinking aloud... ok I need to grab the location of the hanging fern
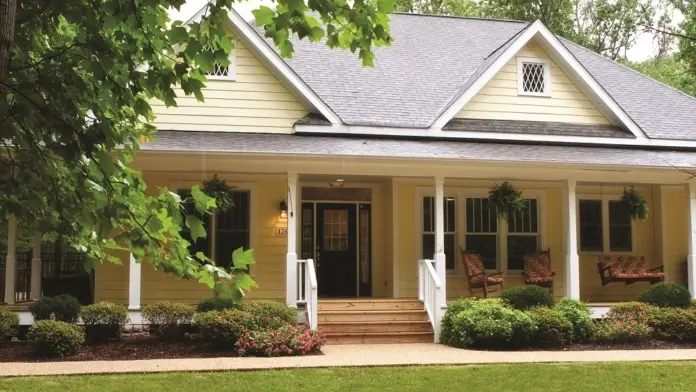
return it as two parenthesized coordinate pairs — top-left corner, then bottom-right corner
(202, 175), (235, 212)
(488, 182), (526, 220)
(621, 186), (649, 221)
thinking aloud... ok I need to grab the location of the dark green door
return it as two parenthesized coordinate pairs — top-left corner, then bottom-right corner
(316, 203), (357, 297)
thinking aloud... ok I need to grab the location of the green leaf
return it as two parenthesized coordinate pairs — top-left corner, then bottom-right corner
(377, 0), (396, 12)
(185, 215), (207, 242)
(253, 6), (275, 26)
(232, 247), (255, 270)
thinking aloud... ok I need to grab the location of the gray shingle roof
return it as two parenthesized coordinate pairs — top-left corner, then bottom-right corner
(443, 118), (633, 138)
(252, 13), (696, 140)
(144, 131), (696, 168)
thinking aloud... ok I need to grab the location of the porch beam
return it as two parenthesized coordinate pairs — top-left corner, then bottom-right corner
(128, 253), (141, 310)
(433, 176), (447, 304)
(286, 172), (299, 307)
(3, 215), (17, 305)
(30, 232), (42, 300)
(687, 182), (696, 297)
(562, 179), (580, 299)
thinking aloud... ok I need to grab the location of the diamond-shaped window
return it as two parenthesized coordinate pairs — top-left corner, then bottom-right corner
(203, 46), (230, 78)
(522, 62), (546, 93)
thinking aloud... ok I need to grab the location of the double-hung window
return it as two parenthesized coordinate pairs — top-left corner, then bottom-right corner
(578, 198), (632, 253)
(464, 197), (498, 270)
(421, 196), (456, 271)
(506, 199), (540, 270)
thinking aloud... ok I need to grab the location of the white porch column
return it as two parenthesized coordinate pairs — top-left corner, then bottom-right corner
(128, 253), (141, 310)
(286, 172), (298, 307)
(3, 215), (17, 305)
(686, 182), (696, 297)
(30, 232), (42, 300)
(562, 179), (580, 299)
(433, 176), (447, 304)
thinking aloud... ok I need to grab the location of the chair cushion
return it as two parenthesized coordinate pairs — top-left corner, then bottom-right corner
(462, 252), (485, 277)
(523, 252), (552, 281)
(526, 276), (554, 284)
(622, 256), (648, 275)
(470, 275), (504, 285)
(599, 256), (624, 277)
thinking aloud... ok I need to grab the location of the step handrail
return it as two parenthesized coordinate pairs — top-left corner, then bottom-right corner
(418, 258), (442, 342)
(299, 258), (318, 329)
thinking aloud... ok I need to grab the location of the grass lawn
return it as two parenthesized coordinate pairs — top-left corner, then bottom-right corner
(2, 362), (696, 392)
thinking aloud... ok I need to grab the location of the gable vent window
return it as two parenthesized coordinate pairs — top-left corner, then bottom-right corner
(203, 44), (236, 81)
(517, 57), (550, 96)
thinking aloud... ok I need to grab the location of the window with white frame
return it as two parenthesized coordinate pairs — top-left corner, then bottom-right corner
(421, 196), (456, 271)
(578, 198), (632, 252)
(507, 199), (540, 270)
(464, 197), (498, 270)
(203, 44), (236, 81)
(517, 57), (551, 96)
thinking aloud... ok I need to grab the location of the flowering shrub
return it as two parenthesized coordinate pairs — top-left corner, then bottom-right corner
(607, 301), (658, 323)
(440, 298), (503, 346)
(594, 313), (652, 344)
(236, 325), (325, 357)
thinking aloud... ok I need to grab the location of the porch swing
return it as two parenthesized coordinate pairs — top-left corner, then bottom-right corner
(596, 184), (665, 286)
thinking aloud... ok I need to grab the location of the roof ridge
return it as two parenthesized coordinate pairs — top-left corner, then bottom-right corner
(391, 12), (527, 24)
(560, 37), (696, 103)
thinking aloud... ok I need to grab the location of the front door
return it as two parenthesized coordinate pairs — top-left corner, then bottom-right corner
(316, 203), (357, 297)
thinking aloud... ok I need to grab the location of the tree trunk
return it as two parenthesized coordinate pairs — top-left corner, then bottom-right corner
(0, 0), (16, 93)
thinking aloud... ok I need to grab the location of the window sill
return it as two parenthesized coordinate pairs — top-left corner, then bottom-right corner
(517, 91), (551, 98)
(206, 76), (236, 82)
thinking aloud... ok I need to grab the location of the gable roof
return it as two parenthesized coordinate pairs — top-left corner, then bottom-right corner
(249, 13), (696, 141)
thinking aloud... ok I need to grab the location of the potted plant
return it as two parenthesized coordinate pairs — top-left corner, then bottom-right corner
(488, 182), (525, 220)
(202, 175), (235, 212)
(620, 186), (649, 220)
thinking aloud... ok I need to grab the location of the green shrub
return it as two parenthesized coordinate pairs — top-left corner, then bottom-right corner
(449, 300), (537, 349)
(527, 307), (574, 347)
(79, 302), (129, 344)
(440, 298), (504, 346)
(197, 297), (238, 313)
(27, 320), (85, 357)
(500, 285), (554, 310)
(237, 325), (326, 357)
(142, 301), (195, 340)
(194, 309), (255, 347)
(29, 294), (81, 323)
(607, 301), (658, 323)
(594, 313), (652, 344)
(639, 283), (691, 308)
(555, 298), (593, 343)
(240, 300), (296, 329)
(649, 308), (696, 342)
(0, 308), (19, 341)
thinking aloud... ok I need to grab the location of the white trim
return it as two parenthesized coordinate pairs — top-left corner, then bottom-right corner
(3, 215), (16, 305)
(204, 39), (237, 81)
(430, 20), (647, 139)
(128, 253), (141, 311)
(563, 179), (580, 299)
(576, 194), (637, 255)
(517, 56), (551, 97)
(686, 182), (696, 297)
(392, 178), (400, 298)
(286, 172), (299, 307)
(298, 123), (696, 149)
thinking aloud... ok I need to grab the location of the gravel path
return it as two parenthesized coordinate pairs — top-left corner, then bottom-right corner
(3, 344), (696, 377)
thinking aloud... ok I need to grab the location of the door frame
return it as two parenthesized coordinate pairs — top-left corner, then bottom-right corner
(299, 191), (374, 297)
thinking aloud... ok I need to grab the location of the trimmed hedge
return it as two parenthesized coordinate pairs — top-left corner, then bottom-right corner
(440, 298), (488, 346)
(142, 301), (195, 340)
(27, 320), (85, 357)
(80, 302), (129, 344)
(197, 297), (238, 313)
(500, 285), (554, 310)
(194, 309), (255, 346)
(555, 298), (593, 343)
(639, 283), (691, 308)
(607, 301), (658, 323)
(240, 300), (296, 329)
(527, 307), (573, 347)
(594, 312), (652, 344)
(0, 308), (19, 341)
(650, 308), (696, 342)
(449, 300), (537, 348)
(29, 294), (81, 323)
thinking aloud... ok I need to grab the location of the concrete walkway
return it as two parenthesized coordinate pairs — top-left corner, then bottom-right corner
(3, 344), (696, 377)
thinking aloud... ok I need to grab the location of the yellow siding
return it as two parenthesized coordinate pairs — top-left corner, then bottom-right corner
(663, 186), (689, 285)
(151, 40), (308, 134)
(93, 249), (129, 305)
(456, 40), (610, 125)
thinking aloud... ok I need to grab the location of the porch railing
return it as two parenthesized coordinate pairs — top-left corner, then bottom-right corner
(296, 259), (318, 329)
(418, 259), (443, 342)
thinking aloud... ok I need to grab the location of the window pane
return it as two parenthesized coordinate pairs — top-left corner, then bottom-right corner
(508, 199), (538, 234)
(445, 198), (456, 232)
(466, 235), (497, 270)
(609, 201), (632, 251)
(507, 235), (538, 270)
(445, 234), (455, 270)
(467, 198), (497, 233)
(215, 191), (250, 268)
(609, 200), (630, 225)
(423, 197), (433, 232)
(422, 234), (434, 259)
(579, 200), (602, 251)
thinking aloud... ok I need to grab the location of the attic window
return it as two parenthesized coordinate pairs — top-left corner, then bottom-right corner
(203, 44), (236, 81)
(517, 57), (550, 96)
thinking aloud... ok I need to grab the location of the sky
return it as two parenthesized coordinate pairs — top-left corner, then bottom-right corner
(169, 0), (669, 62)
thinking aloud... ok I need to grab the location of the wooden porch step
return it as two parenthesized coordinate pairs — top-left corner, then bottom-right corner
(320, 320), (433, 334)
(317, 299), (424, 311)
(324, 331), (434, 344)
(318, 309), (430, 322)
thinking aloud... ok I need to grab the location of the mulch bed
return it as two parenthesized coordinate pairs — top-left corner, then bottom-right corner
(0, 335), (243, 362)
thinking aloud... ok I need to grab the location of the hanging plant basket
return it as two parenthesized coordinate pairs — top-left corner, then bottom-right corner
(620, 186), (649, 221)
(488, 181), (525, 220)
(202, 175), (235, 212)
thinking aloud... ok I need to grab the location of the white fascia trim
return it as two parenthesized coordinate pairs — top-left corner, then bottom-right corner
(430, 20), (647, 140)
(306, 123), (696, 149)
(184, 4), (340, 124)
